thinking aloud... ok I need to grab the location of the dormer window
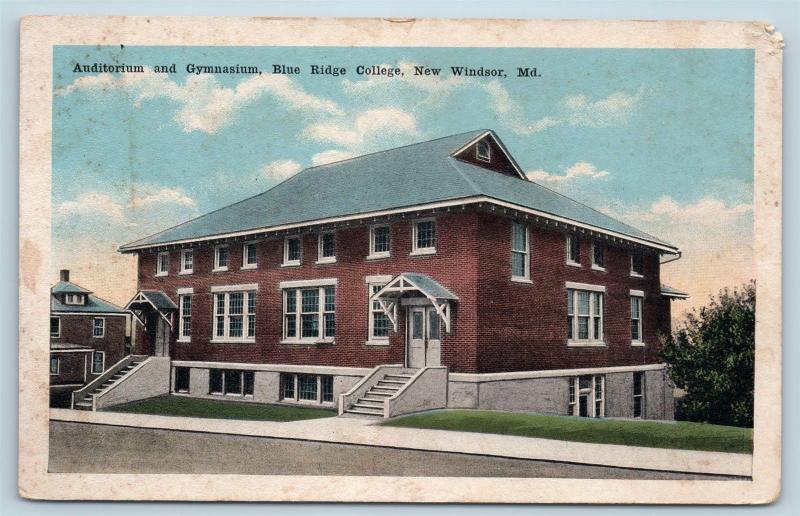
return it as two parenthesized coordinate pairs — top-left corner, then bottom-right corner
(64, 293), (84, 305)
(476, 140), (491, 162)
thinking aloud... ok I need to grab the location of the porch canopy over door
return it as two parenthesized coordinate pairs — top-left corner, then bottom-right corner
(124, 290), (178, 328)
(369, 273), (458, 333)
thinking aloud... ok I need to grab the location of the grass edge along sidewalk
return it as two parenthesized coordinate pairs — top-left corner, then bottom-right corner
(106, 395), (336, 422)
(383, 409), (752, 454)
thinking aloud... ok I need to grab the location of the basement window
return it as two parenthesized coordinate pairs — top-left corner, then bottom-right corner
(209, 369), (254, 397)
(568, 375), (604, 418)
(633, 372), (646, 418)
(279, 373), (334, 404)
(174, 367), (190, 393)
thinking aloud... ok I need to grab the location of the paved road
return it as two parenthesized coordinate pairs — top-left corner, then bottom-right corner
(49, 421), (738, 479)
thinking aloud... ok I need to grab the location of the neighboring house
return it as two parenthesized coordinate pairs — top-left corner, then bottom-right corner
(50, 270), (130, 407)
(119, 129), (687, 419)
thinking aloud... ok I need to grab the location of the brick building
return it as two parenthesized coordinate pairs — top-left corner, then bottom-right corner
(49, 270), (131, 407)
(119, 130), (687, 419)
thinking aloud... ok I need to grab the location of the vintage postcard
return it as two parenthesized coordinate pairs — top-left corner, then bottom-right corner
(18, 17), (782, 503)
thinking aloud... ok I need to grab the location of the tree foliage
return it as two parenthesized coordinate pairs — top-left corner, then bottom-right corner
(661, 281), (755, 428)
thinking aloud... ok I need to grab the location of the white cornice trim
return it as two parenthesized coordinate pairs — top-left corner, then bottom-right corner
(210, 283), (258, 293)
(565, 281), (606, 292)
(279, 278), (338, 289)
(450, 363), (666, 382)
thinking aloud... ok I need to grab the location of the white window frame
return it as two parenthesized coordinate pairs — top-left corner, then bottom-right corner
(213, 244), (230, 272)
(566, 282), (605, 347)
(568, 375), (605, 418)
(282, 236), (302, 266)
(630, 292), (644, 346)
(476, 140), (491, 162)
(282, 285), (336, 344)
(50, 316), (61, 338)
(50, 356), (60, 375)
(366, 278), (391, 345)
(211, 289), (257, 343)
(367, 224), (391, 259)
(178, 293), (192, 342)
(591, 242), (606, 271)
(630, 252), (645, 278)
(316, 231), (337, 264)
(92, 317), (105, 338)
(241, 242), (258, 269)
(179, 249), (194, 275)
(633, 372), (646, 418)
(156, 251), (169, 276)
(91, 351), (105, 374)
(511, 222), (531, 283)
(410, 218), (437, 256)
(208, 369), (254, 398)
(64, 293), (84, 305)
(566, 234), (581, 267)
(279, 373), (335, 405)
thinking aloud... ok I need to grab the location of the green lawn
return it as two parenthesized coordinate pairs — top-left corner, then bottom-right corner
(383, 410), (753, 454)
(105, 395), (337, 422)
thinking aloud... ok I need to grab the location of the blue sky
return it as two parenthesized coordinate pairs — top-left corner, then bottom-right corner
(52, 45), (755, 313)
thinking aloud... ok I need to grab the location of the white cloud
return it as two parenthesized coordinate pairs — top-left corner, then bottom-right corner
(259, 159), (303, 180)
(56, 70), (343, 134)
(303, 106), (419, 149)
(632, 196), (753, 224)
(486, 80), (648, 135)
(128, 185), (196, 209)
(56, 192), (126, 222)
(527, 162), (610, 184)
(311, 150), (357, 167)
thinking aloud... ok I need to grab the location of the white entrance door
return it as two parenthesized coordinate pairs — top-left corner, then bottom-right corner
(407, 306), (441, 368)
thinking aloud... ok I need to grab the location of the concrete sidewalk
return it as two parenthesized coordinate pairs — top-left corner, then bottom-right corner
(49, 409), (751, 477)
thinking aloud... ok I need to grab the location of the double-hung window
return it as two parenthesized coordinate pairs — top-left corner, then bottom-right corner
(633, 372), (646, 418)
(283, 236), (301, 266)
(178, 293), (192, 341)
(91, 351), (105, 374)
(630, 252), (644, 277)
(566, 284), (604, 345)
(50, 357), (59, 375)
(591, 242), (605, 270)
(630, 293), (644, 345)
(368, 225), (390, 259)
(92, 317), (105, 338)
(367, 282), (390, 344)
(212, 286), (257, 342)
(511, 222), (530, 281)
(282, 281), (336, 342)
(317, 232), (336, 264)
(214, 245), (229, 271)
(242, 242), (258, 269)
(156, 252), (169, 276)
(566, 235), (581, 266)
(180, 249), (193, 274)
(411, 219), (436, 255)
(50, 317), (60, 338)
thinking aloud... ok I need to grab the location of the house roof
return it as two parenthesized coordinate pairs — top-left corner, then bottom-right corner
(660, 284), (689, 299)
(51, 281), (92, 294)
(400, 273), (459, 301)
(50, 342), (94, 352)
(51, 283), (127, 314)
(135, 290), (179, 311)
(120, 130), (677, 253)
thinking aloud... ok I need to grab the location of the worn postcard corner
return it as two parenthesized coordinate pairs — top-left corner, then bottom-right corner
(18, 16), (781, 504)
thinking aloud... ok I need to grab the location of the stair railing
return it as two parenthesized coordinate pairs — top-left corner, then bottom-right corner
(70, 354), (147, 409)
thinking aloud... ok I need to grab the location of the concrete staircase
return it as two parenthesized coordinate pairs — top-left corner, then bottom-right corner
(73, 356), (146, 410)
(344, 371), (415, 417)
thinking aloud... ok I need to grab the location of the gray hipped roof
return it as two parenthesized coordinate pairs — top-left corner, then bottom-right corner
(401, 273), (459, 301)
(120, 130), (676, 252)
(51, 281), (126, 314)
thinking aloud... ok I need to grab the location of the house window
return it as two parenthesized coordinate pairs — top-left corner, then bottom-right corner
(174, 367), (190, 393)
(283, 236), (301, 266)
(214, 245), (229, 271)
(208, 369), (254, 397)
(566, 288), (603, 344)
(283, 286), (335, 342)
(213, 290), (256, 341)
(631, 296), (643, 344)
(476, 140), (491, 161)
(411, 219), (436, 255)
(65, 293), (84, 305)
(50, 357), (59, 375)
(569, 375), (604, 417)
(566, 235), (580, 265)
(633, 372), (646, 418)
(368, 283), (390, 343)
(631, 252), (644, 277)
(91, 351), (105, 374)
(179, 294), (192, 341)
(369, 225), (390, 258)
(317, 232), (336, 263)
(50, 317), (60, 338)
(242, 242), (258, 269)
(180, 249), (193, 274)
(156, 251), (169, 276)
(511, 222), (530, 280)
(591, 242), (605, 270)
(92, 317), (105, 338)
(279, 373), (334, 404)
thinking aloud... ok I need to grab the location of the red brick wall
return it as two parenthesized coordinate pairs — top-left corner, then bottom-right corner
(50, 351), (89, 385)
(136, 213), (481, 372)
(475, 211), (670, 373)
(50, 314), (127, 377)
(454, 137), (520, 178)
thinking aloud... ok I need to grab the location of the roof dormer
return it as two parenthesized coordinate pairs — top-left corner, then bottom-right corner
(450, 130), (527, 180)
